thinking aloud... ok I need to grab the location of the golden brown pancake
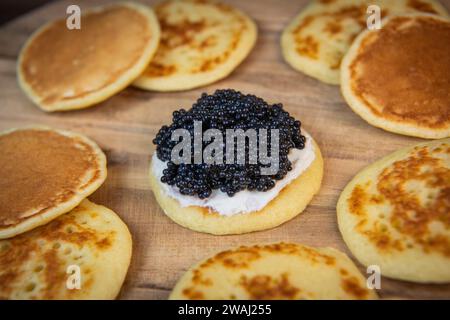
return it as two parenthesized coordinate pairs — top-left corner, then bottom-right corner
(281, 0), (449, 85)
(341, 14), (450, 138)
(133, 0), (257, 91)
(0, 199), (132, 300)
(18, 2), (160, 111)
(337, 138), (450, 283)
(0, 127), (107, 239)
(170, 242), (378, 300)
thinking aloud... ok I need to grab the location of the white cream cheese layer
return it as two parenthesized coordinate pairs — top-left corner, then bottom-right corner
(152, 134), (315, 216)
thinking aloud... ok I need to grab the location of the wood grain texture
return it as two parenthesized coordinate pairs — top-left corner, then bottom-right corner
(0, 0), (449, 300)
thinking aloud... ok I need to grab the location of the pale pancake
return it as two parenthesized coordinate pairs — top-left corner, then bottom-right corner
(0, 127), (107, 239)
(337, 139), (450, 283)
(18, 2), (160, 111)
(0, 199), (132, 300)
(149, 138), (323, 235)
(133, 0), (257, 91)
(281, 0), (449, 85)
(341, 14), (450, 139)
(170, 242), (378, 300)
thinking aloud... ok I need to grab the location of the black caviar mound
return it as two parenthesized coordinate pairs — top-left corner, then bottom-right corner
(153, 89), (306, 199)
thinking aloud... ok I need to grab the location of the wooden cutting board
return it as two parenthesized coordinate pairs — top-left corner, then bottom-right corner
(0, 0), (449, 300)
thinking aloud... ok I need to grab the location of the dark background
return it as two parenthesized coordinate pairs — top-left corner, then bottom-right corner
(1, 0), (54, 25)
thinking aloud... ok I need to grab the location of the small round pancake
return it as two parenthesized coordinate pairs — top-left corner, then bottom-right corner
(0, 199), (132, 300)
(337, 138), (450, 283)
(0, 127), (107, 239)
(341, 14), (450, 139)
(149, 138), (323, 235)
(18, 2), (160, 111)
(133, 0), (257, 91)
(169, 242), (378, 300)
(281, 0), (449, 85)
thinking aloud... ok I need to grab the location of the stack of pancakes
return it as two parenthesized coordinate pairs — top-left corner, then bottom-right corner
(17, 0), (257, 112)
(281, 0), (449, 85)
(0, 127), (132, 299)
(282, 0), (450, 139)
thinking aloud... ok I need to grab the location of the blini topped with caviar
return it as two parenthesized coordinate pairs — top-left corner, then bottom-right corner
(149, 89), (323, 235)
